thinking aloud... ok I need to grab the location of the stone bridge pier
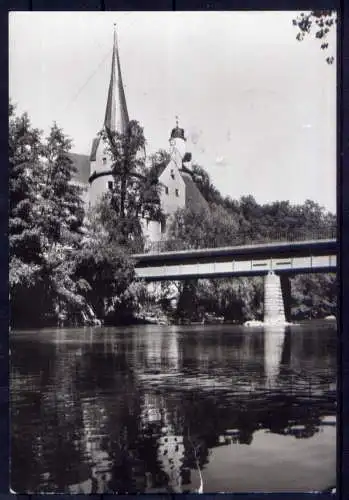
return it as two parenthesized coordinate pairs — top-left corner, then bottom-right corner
(264, 271), (292, 324)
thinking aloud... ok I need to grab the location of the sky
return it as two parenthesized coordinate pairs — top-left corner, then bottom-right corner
(9, 11), (337, 212)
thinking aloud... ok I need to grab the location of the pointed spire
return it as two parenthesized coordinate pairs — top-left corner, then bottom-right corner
(104, 24), (129, 138)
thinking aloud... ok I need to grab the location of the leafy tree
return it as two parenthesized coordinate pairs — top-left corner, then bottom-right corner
(148, 149), (171, 176)
(163, 160), (336, 323)
(215, 278), (264, 322)
(166, 202), (260, 322)
(98, 121), (163, 248)
(239, 199), (336, 242)
(95, 191), (144, 254)
(175, 280), (199, 322)
(167, 204), (239, 249)
(293, 10), (337, 64)
(74, 201), (135, 323)
(291, 273), (336, 319)
(171, 276), (264, 323)
(10, 103), (165, 327)
(191, 163), (222, 205)
(31, 124), (88, 324)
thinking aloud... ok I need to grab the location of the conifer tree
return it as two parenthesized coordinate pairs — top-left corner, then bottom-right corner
(39, 122), (84, 249)
(9, 104), (43, 275)
(9, 106), (87, 326)
(9, 103), (46, 325)
(37, 123), (86, 323)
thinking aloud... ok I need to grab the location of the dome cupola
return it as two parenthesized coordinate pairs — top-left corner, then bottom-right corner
(169, 117), (186, 161)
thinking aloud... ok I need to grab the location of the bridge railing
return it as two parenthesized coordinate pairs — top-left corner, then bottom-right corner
(140, 228), (337, 255)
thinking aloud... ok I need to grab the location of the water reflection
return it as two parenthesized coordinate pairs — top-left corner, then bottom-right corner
(11, 323), (336, 493)
(264, 325), (286, 387)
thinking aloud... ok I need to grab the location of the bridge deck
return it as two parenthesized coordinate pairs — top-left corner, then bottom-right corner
(133, 239), (337, 280)
(134, 239), (337, 264)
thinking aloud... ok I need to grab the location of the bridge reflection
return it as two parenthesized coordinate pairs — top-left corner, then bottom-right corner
(11, 323), (336, 493)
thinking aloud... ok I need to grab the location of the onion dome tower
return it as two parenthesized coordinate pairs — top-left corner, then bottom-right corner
(169, 116), (187, 163)
(169, 117), (192, 171)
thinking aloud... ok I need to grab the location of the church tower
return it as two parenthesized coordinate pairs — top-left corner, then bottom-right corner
(169, 117), (193, 174)
(89, 25), (129, 206)
(169, 117), (187, 168)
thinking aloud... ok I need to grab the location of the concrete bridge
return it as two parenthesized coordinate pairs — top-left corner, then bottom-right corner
(134, 239), (336, 280)
(133, 238), (337, 324)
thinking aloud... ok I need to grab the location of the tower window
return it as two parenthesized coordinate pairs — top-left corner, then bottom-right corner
(102, 157), (107, 165)
(175, 189), (179, 197)
(108, 181), (113, 190)
(165, 186), (169, 195)
(161, 220), (166, 234)
(171, 169), (175, 179)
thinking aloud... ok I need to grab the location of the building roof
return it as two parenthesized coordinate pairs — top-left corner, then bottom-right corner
(156, 158), (209, 213)
(68, 153), (90, 184)
(89, 27), (129, 165)
(104, 27), (129, 136)
(90, 137), (100, 162)
(170, 125), (186, 141)
(69, 149), (209, 214)
(181, 171), (210, 213)
(153, 162), (168, 179)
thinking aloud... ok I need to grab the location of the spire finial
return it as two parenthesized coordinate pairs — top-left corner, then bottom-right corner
(175, 115), (179, 128)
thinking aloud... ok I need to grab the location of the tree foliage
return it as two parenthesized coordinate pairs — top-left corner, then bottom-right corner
(291, 273), (336, 319)
(292, 10), (337, 64)
(174, 165), (335, 247)
(75, 202), (135, 322)
(9, 101), (337, 327)
(98, 121), (164, 248)
(9, 105), (88, 326)
(165, 163), (336, 323)
(9, 104), (142, 328)
(9, 105), (43, 274)
(39, 123), (84, 247)
(174, 277), (264, 323)
(191, 163), (222, 205)
(167, 204), (239, 249)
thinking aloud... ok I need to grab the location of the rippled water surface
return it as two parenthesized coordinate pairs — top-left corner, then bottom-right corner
(11, 322), (336, 493)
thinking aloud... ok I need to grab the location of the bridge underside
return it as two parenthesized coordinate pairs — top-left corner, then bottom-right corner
(135, 255), (336, 281)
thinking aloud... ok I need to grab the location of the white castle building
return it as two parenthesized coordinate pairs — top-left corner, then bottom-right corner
(69, 27), (208, 248)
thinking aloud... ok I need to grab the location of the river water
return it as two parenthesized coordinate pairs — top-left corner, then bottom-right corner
(11, 322), (337, 493)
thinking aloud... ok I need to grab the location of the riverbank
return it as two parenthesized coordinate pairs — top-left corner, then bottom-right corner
(133, 313), (337, 328)
(10, 309), (337, 331)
